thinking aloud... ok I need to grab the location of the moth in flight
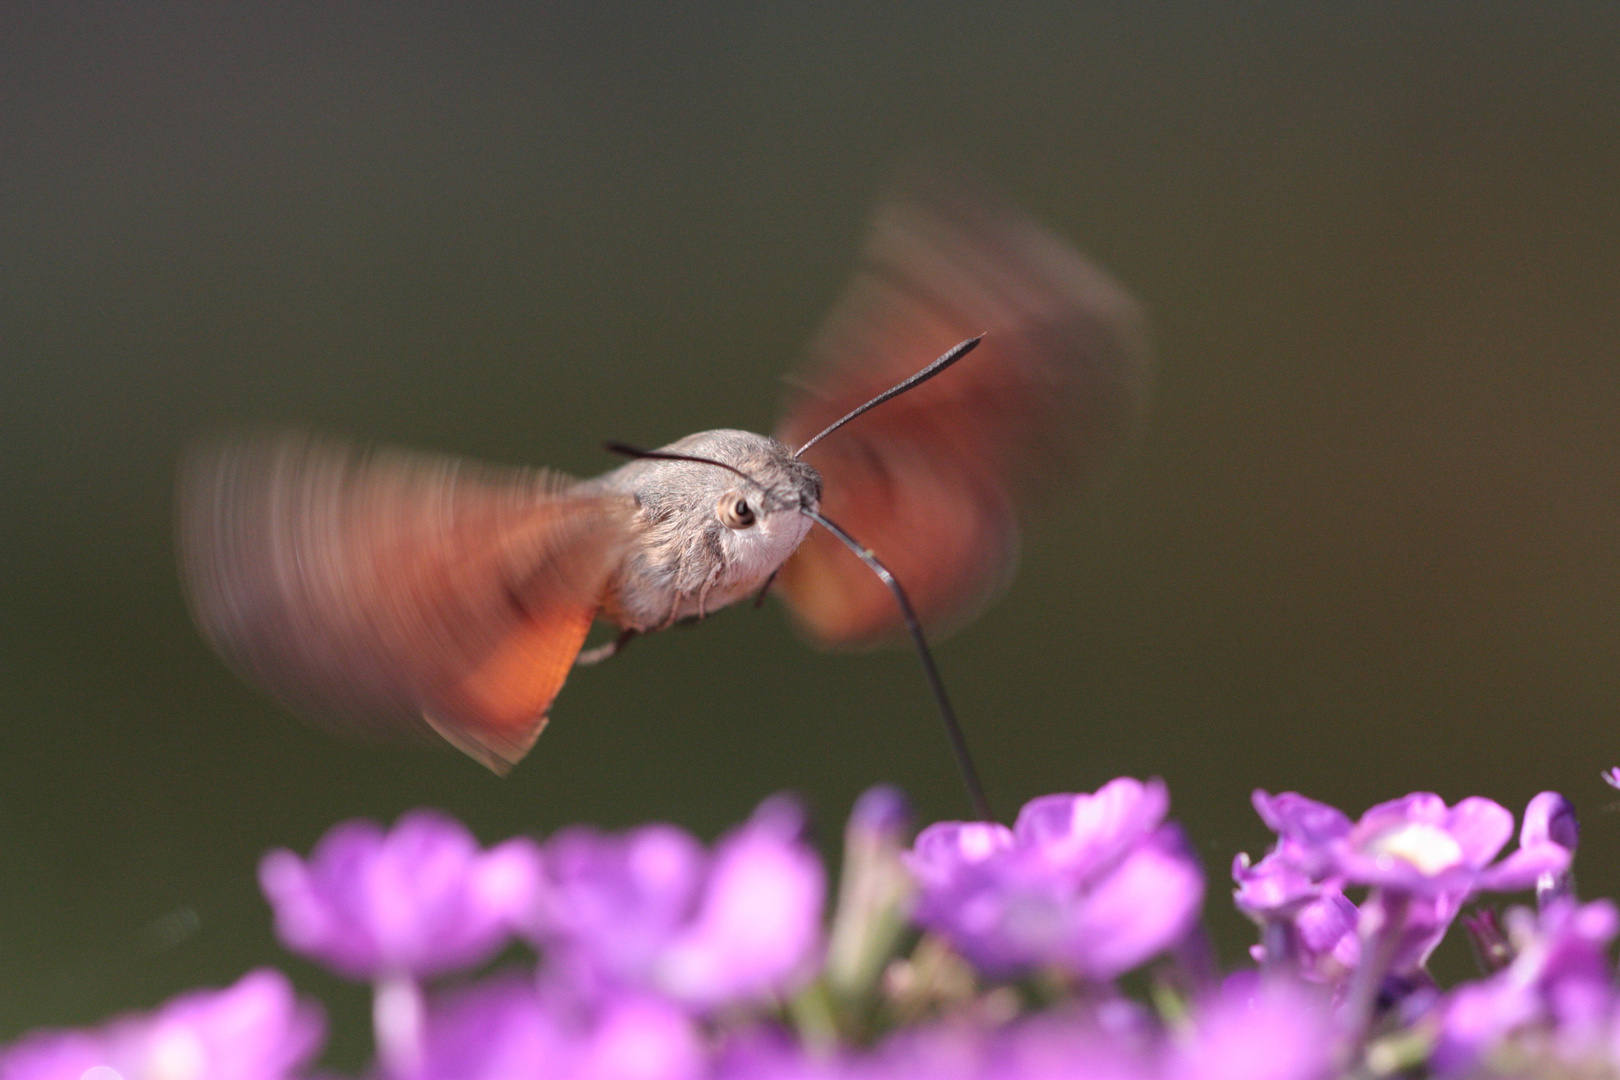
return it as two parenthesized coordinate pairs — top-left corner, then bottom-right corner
(178, 180), (1150, 781)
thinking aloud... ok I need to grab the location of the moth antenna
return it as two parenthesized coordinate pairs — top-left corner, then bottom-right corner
(603, 443), (770, 492)
(803, 509), (992, 822)
(603, 440), (994, 821)
(793, 336), (982, 459)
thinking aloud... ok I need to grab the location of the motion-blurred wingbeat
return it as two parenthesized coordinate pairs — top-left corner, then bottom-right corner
(177, 181), (1151, 775)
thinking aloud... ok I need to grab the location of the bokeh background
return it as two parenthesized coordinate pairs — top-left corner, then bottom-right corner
(3, 1), (1618, 1066)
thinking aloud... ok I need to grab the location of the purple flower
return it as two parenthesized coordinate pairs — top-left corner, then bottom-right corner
(1245, 887), (1361, 989)
(1246, 789), (1569, 903)
(711, 1006), (1158, 1080)
(0, 969), (323, 1080)
(1250, 791), (1352, 884)
(1231, 849), (1319, 920)
(1321, 794), (1571, 1032)
(530, 823), (706, 993)
(985, 1006), (1158, 1080)
(1433, 898), (1620, 1075)
(1382, 891), (1468, 979)
(1244, 789), (1575, 995)
(259, 809), (540, 981)
(712, 1027), (833, 1080)
(1521, 792), (1579, 853)
(1603, 767), (1620, 790)
(1014, 779), (1172, 875)
(655, 799), (826, 1007)
(1236, 791), (1355, 921)
(527, 796), (825, 1011)
(1234, 792), (1357, 986)
(1330, 793), (1568, 897)
(410, 972), (551, 1080)
(906, 778), (1204, 981)
(398, 970), (707, 1080)
(1521, 791), (1579, 906)
(1170, 974), (1337, 1080)
(1243, 789), (1576, 1004)
(783, 1006), (1159, 1080)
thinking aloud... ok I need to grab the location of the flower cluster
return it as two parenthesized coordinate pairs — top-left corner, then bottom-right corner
(6, 774), (1620, 1079)
(906, 778), (1202, 980)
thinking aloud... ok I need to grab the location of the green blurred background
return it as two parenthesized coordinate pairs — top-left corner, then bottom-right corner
(2, 1), (1618, 1064)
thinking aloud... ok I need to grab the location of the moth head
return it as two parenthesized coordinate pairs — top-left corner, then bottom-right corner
(608, 430), (821, 576)
(653, 430), (818, 507)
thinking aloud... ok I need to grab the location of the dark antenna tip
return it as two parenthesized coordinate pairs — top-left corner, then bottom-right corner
(794, 336), (984, 459)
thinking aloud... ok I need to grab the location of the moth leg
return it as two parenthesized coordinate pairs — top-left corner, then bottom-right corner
(655, 591), (687, 632)
(575, 628), (638, 667)
(752, 567), (780, 609)
(695, 563), (724, 620)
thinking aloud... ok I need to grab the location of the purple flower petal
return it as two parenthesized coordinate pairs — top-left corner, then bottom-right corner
(1521, 792), (1579, 853)
(1476, 844), (1573, 893)
(712, 1026), (830, 1080)
(654, 799), (826, 1007)
(412, 973), (705, 1080)
(413, 972), (552, 1080)
(531, 797), (825, 1012)
(1247, 791), (1354, 885)
(1058, 826), (1204, 981)
(1251, 791), (1353, 847)
(1432, 979), (1540, 1077)
(1, 969), (323, 1080)
(530, 823), (708, 987)
(1441, 797), (1516, 868)
(989, 1008), (1158, 1080)
(1231, 850), (1318, 917)
(1282, 888), (1361, 986)
(1013, 778), (1169, 876)
(0, 1031), (104, 1080)
(574, 996), (707, 1080)
(1330, 793), (1548, 899)
(849, 784), (911, 840)
(907, 821), (1016, 890)
(260, 810), (539, 980)
(1173, 974), (1337, 1080)
(1432, 898), (1620, 1075)
(909, 779), (1202, 982)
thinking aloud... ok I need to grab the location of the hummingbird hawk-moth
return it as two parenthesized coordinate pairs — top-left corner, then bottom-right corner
(177, 180), (1150, 787)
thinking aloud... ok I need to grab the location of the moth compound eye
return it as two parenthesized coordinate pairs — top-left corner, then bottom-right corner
(717, 493), (756, 530)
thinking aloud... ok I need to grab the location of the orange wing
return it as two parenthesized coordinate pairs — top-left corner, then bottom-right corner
(774, 180), (1151, 646)
(177, 432), (634, 773)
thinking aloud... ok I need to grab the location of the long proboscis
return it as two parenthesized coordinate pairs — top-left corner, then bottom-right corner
(800, 508), (992, 822)
(602, 441), (994, 822)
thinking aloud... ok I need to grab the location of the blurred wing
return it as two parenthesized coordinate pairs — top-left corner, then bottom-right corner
(774, 180), (1151, 646)
(177, 432), (634, 773)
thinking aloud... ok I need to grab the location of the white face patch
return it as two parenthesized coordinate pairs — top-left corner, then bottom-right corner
(721, 505), (815, 588)
(665, 505), (815, 622)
